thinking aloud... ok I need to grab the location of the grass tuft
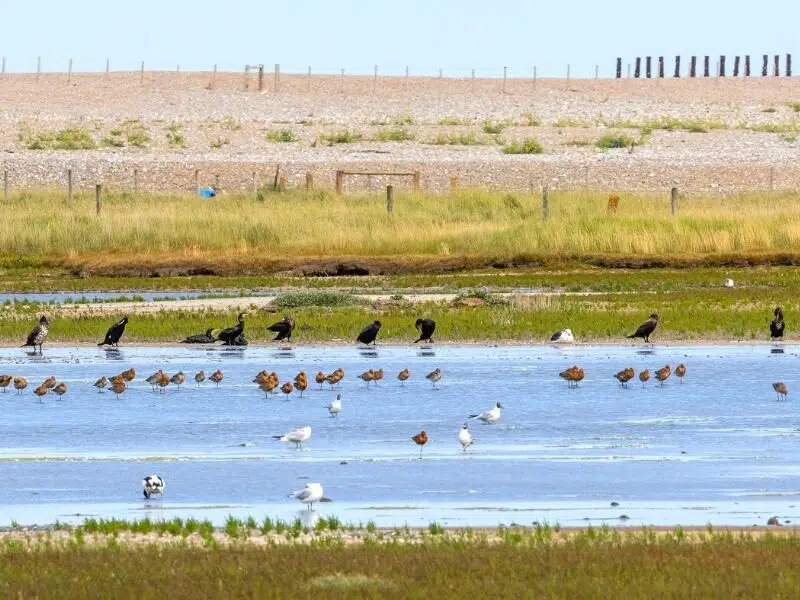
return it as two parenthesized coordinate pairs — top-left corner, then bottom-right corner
(503, 138), (543, 154)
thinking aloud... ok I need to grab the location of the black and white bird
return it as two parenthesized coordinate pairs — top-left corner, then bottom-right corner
(22, 315), (50, 353)
(288, 482), (324, 511)
(550, 328), (575, 343)
(356, 320), (382, 345)
(325, 394), (342, 418)
(98, 316), (129, 347)
(414, 318), (436, 343)
(273, 426), (312, 449)
(469, 402), (503, 424)
(142, 475), (165, 499)
(181, 328), (216, 344)
(268, 316), (295, 342)
(770, 307), (785, 339)
(626, 313), (659, 343)
(216, 312), (248, 346)
(458, 423), (474, 452)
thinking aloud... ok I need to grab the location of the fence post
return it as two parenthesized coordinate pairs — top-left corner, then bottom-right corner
(335, 170), (344, 194)
(211, 64), (217, 89)
(787, 54), (793, 77)
(386, 185), (394, 214)
(745, 55), (751, 76)
(214, 174), (220, 190)
(67, 169), (72, 200)
(133, 169), (138, 194)
(733, 56), (740, 77)
(542, 185), (549, 220)
(674, 55), (680, 78)
(658, 56), (664, 78)
(719, 55), (726, 77)
(634, 57), (641, 78)
(412, 170), (421, 193)
(503, 66), (508, 93)
(1, 56), (5, 74)
(703, 56), (710, 77)
(645, 56), (652, 78)
(616, 58), (622, 78)
(307, 66), (312, 92)
(95, 184), (102, 215)
(774, 55), (780, 76)
(449, 176), (458, 193)
(762, 55), (768, 76)
(373, 65), (378, 93)
(194, 169), (199, 192)
(690, 56), (697, 77)
(278, 176), (287, 192)
(140, 61), (145, 85)
(68, 58), (73, 83)
(594, 64), (599, 80)
(36, 56), (41, 83)
(305, 172), (314, 191)
(566, 64), (570, 84)
(670, 186), (678, 216)
(273, 64), (279, 92)
(105, 58), (110, 77)
(3, 170), (7, 201)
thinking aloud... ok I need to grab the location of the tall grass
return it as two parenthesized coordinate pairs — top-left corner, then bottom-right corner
(3, 189), (800, 269)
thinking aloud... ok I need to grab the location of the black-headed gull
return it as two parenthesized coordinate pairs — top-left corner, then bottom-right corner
(325, 394), (342, 418)
(469, 402), (503, 424)
(458, 423), (474, 452)
(273, 426), (312, 449)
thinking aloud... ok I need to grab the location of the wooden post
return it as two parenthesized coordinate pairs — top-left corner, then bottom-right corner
(719, 55), (726, 77)
(36, 56), (41, 83)
(1, 56), (5, 74)
(335, 170), (344, 194)
(307, 66), (311, 92)
(412, 170), (421, 193)
(194, 169), (199, 192)
(615, 58), (622, 78)
(566, 64), (570, 84)
(211, 64), (217, 89)
(67, 169), (72, 200)
(690, 56), (697, 78)
(703, 56), (710, 77)
(105, 58), (110, 77)
(273, 63), (279, 92)
(787, 54), (793, 77)
(503, 66), (507, 93)
(634, 57), (641, 78)
(140, 61), (144, 85)
(373, 64), (378, 93)
(658, 56), (664, 78)
(68, 58), (73, 83)
(3, 170), (7, 201)
(645, 56), (652, 78)
(133, 169), (138, 194)
(762, 55), (768, 76)
(594, 64), (599, 80)
(278, 175), (287, 192)
(674, 55), (681, 78)
(745, 55), (751, 76)
(670, 186), (678, 216)
(386, 185), (394, 214)
(272, 164), (280, 190)
(733, 56), (740, 77)
(214, 174), (220, 191)
(305, 172), (314, 191)
(542, 185), (549, 220)
(774, 55), (780, 77)
(449, 176), (458, 193)
(95, 184), (102, 215)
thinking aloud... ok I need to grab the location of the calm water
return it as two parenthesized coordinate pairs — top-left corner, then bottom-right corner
(1, 344), (799, 528)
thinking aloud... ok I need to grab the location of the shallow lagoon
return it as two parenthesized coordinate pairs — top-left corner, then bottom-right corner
(1, 344), (798, 528)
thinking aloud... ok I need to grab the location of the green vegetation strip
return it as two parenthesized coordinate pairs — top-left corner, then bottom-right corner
(1, 519), (800, 598)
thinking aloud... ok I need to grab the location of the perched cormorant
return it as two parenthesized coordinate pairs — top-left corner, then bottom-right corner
(770, 307), (785, 339)
(98, 316), (129, 347)
(180, 328), (217, 344)
(414, 318), (436, 343)
(22, 315), (50, 352)
(626, 313), (659, 343)
(268, 316), (295, 342)
(216, 312), (248, 346)
(356, 320), (382, 345)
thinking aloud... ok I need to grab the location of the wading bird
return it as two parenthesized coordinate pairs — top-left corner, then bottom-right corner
(397, 368), (410, 385)
(289, 482), (323, 511)
(326, 394), (342, 418)
(121, 368), (135, 382)
(655, 365), (672, 386)
(13, 376), (28, 394)
(614, 367), (635, 387)
(216, 312), (248, 346)
(22, 315), (50, 353)
(53, 382), (67, 398)
(268, 316), (295, 342)
(315, 371), (326, 388)
(156, 372), (170, 393)
(142, 475), (165, 499)
(0, 375), (12, 392)
(426, 368), (442, 388)
(293, 376), (307, 396)
(274, 426), (312, 450)
(181, 328), (217, 344)
(98, 316), (129, 347)
(280, 382), (294, 398)
(675, 363), (687, 383)
(42, 376), (56, 392)
(458, 423), (474, 453)
(372, 368), (384, 384)
(414, 318), (436, 344)
(773, 382), (788, 401)
(170, 371), (186, 390)
(94, 376), (108, 393)
(194, 370), (206, 385)
(770, 307), (785, 340)
(33, 384), (48, 402)
(412, 430), (429, 458)
(639, 369), (650, 387)
(550, 328), (575, 343)
(356, 320), (382, 345)
(470, 402), (503, 424)
(627, 313), (659, 343)
(111, 379), (127, 398)
(209, 369), (224, 386)
(145, 370), (164, 392)
(359, 370), (375, 385)
(559, 366), (584, 388)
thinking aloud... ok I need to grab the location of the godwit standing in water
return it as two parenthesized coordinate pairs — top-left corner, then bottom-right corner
(675, 363), (687, 383)
(412, 430), (429, 459)
(639, 369), (650, 387)
(426, 368), (442, 389)
(773, 382), (788, 401)
(655, 365), (671, 386)
(397, 368), (410, 385)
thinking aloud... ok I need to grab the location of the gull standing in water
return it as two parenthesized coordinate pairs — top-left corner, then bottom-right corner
(469, 402), (503, 424)
(458, 423), (474, 452)
(289, 482), (324, 511)
(274, 426), (312, 449)
(325, 394), (342, 418)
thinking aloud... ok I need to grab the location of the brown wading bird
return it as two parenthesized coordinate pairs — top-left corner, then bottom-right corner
(627, 313), (659, 344)
(157, 372), (170, 393)
(675, 363), (687, 383)
(42, 376), (56, 391)
(426, 368), (442, 389)
(655, 365), (671, 386)
(0, 375), (11, 392)
(412, 430), (429, 459)
(122, 368), (136, 382)
(109, 374), (125, 387)
(281, 382), (294, 398)
(614, 368), (635, 387)
(559, 365), (584, 388)
(33, 384), (48, 402)
(146, 370), (164, 392)
(326, 368), (344, 387)
(253, 371), (270, 385)
(639, 369), (650, 387)
(372, 368), (384, 384)
(397, 368), (410, 385)
(359, 370), (375, 385)
(94, 376), (108, 393)
(209, 369), (224, 386)
(315, 371), (326, 388)
(773, 382), (788, 401)
(170, 371), (186, 390)
(195, 370), (206, 385)
(293, 375), (307, 397)
(13, 376), (28, 394)
(111, 379), (127, 398)
(53, 382), (67, 398)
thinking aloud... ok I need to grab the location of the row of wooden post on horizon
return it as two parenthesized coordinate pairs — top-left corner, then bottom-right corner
(617, 54), (793, 79)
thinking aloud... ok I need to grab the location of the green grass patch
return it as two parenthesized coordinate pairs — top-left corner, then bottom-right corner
(503, 138), (543, 154)
(19, 126), (97, 150)
(596, 133), (634, 149)
(320, 130), (363, 145)
(265, 129), (298, 143)
(482, 120), (507, 134)
(437, 116), (472, 126)
(166, 123), (186, 148)
(429, 132), (483, 145)
(375, 127), (415, 142)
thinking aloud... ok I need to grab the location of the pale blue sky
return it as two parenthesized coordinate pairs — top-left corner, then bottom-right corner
(2, 0), (798, 77)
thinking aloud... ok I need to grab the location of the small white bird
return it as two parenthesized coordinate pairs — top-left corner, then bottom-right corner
(273, 426), (312, 449)
(458, 423), (474, 452)
(469, 402), (503, 424)
(724, 278), (735, 288)
(550, 328), (575, 343)
(142, 475), (165, 499)
(325, 394), (342, 418)
(289, 482), (324, 511)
